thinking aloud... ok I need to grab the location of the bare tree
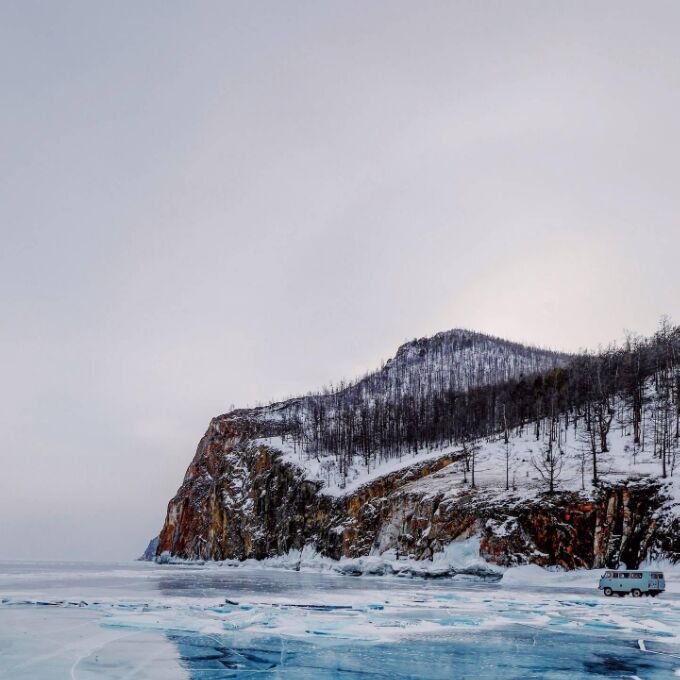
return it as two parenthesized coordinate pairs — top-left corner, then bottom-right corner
(501, 404), (511, 490)
(461, 438), (480, 489)
(504, 438), (512, 492)
(532, 442), (563, 494)
(579, 444), (588, 491)
(461, 440), (471, 484)
(578, 399), (601, 485)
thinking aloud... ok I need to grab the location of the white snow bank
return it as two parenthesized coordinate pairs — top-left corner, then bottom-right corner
(159, 538), (502, 580)
(500, 564), (562, 587)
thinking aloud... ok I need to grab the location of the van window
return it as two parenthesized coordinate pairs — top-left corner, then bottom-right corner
(632, 573), (642, 579)
(653, 573), (663, 579)
(622, 573), (630, 579)
(603, 571), (612, 578)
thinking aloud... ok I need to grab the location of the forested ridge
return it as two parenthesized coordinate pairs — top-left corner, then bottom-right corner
(249, 323), (680, 487)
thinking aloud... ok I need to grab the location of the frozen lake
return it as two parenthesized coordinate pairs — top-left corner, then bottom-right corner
(1, 561), (679, 678)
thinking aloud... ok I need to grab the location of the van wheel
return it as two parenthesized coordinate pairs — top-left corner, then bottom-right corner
(603, 587), (613, 597)
(632, 589), (641, 598)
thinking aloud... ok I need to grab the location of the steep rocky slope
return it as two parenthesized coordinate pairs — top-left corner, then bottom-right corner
(156, 413), (679, 568)
(154, 329), (680, 569)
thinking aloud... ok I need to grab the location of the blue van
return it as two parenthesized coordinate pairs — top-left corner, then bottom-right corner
(598, 570), (665, 597)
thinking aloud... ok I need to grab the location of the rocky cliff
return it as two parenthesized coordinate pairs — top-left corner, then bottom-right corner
(155, 328), (680, 570)
(156, 412), (679, 569)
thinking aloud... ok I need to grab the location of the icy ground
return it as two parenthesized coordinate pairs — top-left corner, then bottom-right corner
(1, 561), (679, 679)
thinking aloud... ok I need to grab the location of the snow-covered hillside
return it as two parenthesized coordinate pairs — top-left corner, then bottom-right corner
(237, 329), (571, 483)
(262, 381), (679, 511)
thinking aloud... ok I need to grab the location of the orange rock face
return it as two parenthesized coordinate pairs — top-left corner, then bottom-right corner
(156, 413), (678, 569)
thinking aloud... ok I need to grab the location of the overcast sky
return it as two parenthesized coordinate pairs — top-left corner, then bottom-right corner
(2, 1), (679, 561)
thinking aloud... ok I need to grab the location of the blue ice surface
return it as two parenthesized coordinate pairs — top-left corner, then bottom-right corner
(1, 561), (679, 679)
(169, 628), (679, 680)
